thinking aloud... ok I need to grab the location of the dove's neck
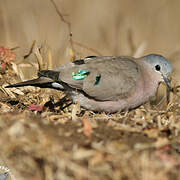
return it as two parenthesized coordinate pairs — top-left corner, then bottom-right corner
(137, 60), (160, 99)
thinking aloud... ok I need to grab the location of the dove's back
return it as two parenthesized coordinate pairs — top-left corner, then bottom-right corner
(55, 56), (141, 101)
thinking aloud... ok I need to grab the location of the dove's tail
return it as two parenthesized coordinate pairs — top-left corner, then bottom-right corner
(5, 70), (67, 90)
(5, 77), (65, 90)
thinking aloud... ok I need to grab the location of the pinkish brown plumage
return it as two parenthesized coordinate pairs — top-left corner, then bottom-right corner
(6, 54), (172, 113)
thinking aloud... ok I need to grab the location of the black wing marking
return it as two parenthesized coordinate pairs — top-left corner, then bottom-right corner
(72, 56), (98, 65)
(85, 56), (97, 59)
(72, 59), (85, 65)
(38, 70), (60, 81)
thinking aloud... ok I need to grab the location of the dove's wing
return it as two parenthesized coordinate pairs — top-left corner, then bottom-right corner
(57, 56), (141, 101)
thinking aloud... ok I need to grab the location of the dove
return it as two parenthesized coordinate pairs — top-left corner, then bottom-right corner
(6, 54), (172, 113)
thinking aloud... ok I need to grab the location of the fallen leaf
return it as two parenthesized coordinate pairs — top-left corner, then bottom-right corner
(82, 113), (92, 137)
(29, 104), (43, 112)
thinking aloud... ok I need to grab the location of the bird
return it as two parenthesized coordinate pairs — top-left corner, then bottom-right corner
(6, 54), (172, 113)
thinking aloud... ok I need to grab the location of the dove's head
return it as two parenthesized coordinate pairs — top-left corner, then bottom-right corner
(143, 54), (172, 89)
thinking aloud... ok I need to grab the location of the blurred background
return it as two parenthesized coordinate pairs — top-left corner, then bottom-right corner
(0, 0), (180, 83)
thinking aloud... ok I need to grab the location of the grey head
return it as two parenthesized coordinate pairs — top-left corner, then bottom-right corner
(142, 54), (172, 88)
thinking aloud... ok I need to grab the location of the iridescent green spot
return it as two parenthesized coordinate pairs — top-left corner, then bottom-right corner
(72, 69), (90, 80)
(94, 75), (101, 85)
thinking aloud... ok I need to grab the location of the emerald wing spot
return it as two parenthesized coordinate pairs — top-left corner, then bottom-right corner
(72, 69), (90, 80)
(94, 75), (101, 85)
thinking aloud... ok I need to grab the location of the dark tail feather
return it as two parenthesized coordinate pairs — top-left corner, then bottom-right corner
(5, 77), (54, 88)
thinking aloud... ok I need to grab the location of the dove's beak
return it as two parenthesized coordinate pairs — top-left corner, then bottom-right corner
(162, 74), (171, 89)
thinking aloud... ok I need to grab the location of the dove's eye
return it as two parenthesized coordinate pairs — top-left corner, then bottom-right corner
(155, 65), (161, 71)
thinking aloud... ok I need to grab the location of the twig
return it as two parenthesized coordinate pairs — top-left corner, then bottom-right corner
(50, 0), (103, 59)
(33, 42), (44, 70)
(133, 42), (147, 58)
(10, 46), (20, 51)
(127, 29), (136, 55)
(24, 40), (36, 59)
(48, 49), (53, 70)
(73, 41), (102, 56)
(50, 0), (76, 60)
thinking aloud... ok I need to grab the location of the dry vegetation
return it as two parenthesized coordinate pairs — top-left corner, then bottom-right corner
(0, 0), (180, 180)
